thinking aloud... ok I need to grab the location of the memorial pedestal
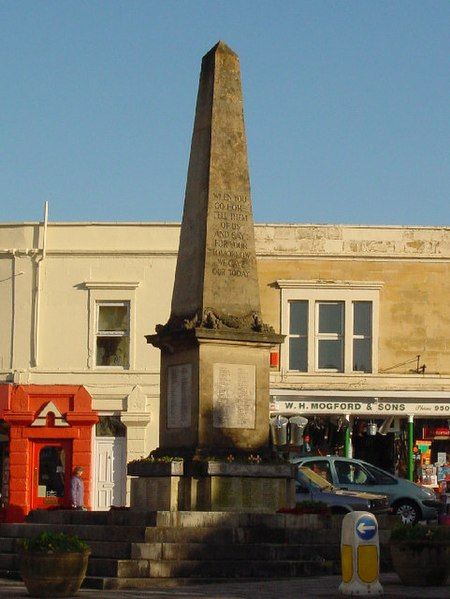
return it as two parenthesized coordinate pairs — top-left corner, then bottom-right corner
(128, 460), (296, 513)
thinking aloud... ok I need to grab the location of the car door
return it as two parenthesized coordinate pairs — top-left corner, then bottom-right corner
(295, 469), (319, 503)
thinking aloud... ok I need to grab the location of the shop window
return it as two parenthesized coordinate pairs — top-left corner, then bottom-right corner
(95, 416), (126, 437)
(280, 281), (381, 374)
(96, 302), (130, 368)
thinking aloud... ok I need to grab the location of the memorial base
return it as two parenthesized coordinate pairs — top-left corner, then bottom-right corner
(129, 461), (296, 513)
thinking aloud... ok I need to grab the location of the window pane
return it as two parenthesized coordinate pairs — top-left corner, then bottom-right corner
(289, 301), (308, 335)
(353, 338), (372, 372)
(335, 461), (371, 485)
(96, 336), (129, 367)
(96, 416), (126, 437)
(38, 446), (66, 498)
(354, 302), (372, 336)
(289, 337), (307, 371)
(98, 305), (128, 332)
(318, 339), (343, 370)
(318, 302), (343, 334)
(308, 461), (332, 483)
(365, 464), (396, 484)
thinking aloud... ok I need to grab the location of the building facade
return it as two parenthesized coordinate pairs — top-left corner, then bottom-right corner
(1, 220), (449, 519)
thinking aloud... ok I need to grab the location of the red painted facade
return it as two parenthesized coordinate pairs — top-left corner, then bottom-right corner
(0, 384), (98, 522)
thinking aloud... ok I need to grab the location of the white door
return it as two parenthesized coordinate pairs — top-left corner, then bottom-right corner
(93, 437), (126, 510)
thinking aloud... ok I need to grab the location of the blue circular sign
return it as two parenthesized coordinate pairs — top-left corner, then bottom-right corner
(355, 515), (377, 541)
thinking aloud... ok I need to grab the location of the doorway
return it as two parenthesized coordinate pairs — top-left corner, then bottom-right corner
(93, 437), (126, 510)
(31, 440), (72, 510)
(93, 416), (127, 510)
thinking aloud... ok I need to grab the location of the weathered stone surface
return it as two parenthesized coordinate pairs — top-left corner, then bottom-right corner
(146, 42), (283, 456)
(168, 41), (262, 330)
(127, 461), (184, 477)
(186, 460), (295, 478)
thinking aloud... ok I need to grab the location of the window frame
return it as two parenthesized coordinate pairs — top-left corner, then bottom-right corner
(279, 280), (381, 375)
(315, 300), (345, 372)
(95, 301), (130, 369)
(84, 281), (139, 370)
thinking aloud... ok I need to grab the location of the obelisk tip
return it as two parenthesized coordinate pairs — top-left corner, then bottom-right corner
(203, 40), (238, 61)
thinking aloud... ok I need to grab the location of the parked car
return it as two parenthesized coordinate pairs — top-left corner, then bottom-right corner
(292, 456), (441, 524)
(296, 466), (389, 515)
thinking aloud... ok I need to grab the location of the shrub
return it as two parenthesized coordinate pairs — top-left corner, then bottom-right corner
(19, 531), (90, 553)
(390, 524), (450, 542)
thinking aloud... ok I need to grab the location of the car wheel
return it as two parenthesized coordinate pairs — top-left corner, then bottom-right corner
(394, 500), (421, 525)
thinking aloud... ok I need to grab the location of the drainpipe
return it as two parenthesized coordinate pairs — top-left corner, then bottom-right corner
(344, 414), (351, 458)
(32, 201), (48, 366)
(10, 250), (18, 370)
(407, 415), (414, 481)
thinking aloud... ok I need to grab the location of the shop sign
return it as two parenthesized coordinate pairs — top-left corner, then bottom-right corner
(270, 399), (450, 416)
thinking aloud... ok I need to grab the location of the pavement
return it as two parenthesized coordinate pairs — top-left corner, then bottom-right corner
(0, 574), (449, 598)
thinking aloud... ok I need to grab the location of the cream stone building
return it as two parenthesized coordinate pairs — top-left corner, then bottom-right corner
(0, 220), (449, 514)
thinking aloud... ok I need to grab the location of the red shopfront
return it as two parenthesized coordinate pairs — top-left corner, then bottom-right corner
(0, 384), (98, 522)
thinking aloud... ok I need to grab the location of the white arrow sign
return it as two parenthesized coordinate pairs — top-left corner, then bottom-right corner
(357, 521), (376, 534)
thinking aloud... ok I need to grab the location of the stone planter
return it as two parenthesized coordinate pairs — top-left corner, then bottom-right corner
(390, 541), (450, 586)
(186, 460), (295, 478)
(19, 550), (90, 597)
(127, 460), (184, 477)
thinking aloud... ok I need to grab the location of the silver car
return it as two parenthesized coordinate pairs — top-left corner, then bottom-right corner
(293, 456), (441, 524)
(296, 466), (389, 514)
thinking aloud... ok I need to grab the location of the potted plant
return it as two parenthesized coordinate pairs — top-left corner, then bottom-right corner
(127, 455), (184, 477)
(18, 531), (90, 597)
(390, 524), (450, 586)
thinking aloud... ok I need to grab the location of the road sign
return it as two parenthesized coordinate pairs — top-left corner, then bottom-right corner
(356, 515), (377, 541)
(340, 511), (383, 596)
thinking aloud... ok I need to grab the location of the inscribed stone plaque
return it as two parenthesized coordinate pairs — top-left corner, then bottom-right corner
(167, 364), (192, 428)
(212, 363), (256, 428)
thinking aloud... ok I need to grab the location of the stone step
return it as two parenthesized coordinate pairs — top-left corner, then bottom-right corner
(0, 538), (17, 552)
(87, 557), (333, 579)
(82, 576), (262, 590)
(87, 558), (151, 578)
(146, 558), (334, 579)
(25, 510), (157, 527)
(0, 523), (146, 542)
(25, 509), (399, 530)
(131, 541), (339, 562)
(0, 553), (17, 571)
(144, 525), (341, 544)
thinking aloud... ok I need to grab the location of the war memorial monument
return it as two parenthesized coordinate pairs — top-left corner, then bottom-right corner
(129, 41), (295, 512)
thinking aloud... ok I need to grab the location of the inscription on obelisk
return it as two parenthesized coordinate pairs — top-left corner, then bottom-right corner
(213, 363), (256, 429)
(167, 364), (192, 428)
(209, 191), (255, 280)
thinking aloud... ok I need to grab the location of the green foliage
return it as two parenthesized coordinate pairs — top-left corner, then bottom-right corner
(391, 524), (450, 542)
(128, 455), (183, 464)
(19, 531), (90, 553)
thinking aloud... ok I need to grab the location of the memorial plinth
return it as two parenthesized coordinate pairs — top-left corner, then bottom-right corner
(132, 41), (291, 513)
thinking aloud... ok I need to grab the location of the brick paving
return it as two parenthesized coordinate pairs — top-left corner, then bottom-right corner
(0, 574), (449, 598)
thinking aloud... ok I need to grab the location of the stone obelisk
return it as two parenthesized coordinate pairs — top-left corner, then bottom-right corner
(148, 41), (283, 456)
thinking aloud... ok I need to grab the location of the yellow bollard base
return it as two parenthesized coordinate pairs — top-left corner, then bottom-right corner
(339, 580), (384, 596)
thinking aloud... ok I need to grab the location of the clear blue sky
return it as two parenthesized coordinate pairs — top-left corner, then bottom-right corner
(2, 1), (449, 226)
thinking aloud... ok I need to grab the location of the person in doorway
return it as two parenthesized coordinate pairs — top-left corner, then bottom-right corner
(70, 466), (86, 510)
